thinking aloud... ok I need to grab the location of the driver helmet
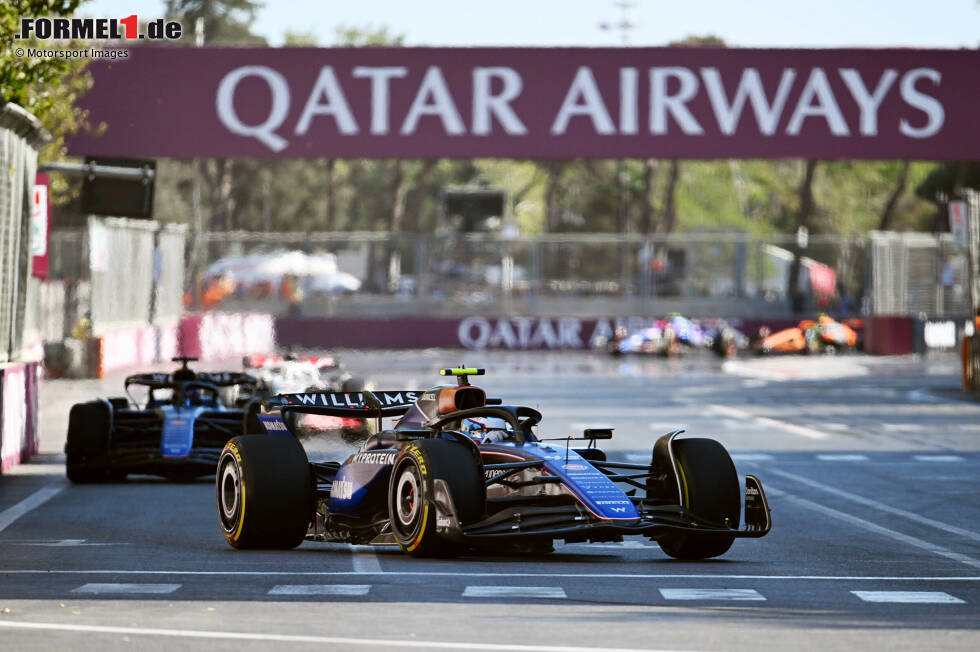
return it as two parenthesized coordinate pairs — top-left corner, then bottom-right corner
(461, 416), (512, 443)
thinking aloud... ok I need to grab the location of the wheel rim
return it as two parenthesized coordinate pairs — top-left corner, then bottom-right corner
(219, 457), (240, 528)
(395, 467), (420, 527)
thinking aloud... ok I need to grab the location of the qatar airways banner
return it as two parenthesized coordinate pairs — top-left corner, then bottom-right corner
(67, 46), (979, 160)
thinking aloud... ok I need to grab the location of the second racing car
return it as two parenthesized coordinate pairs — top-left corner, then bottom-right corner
(65, 357), (260, 482)
(216, 368), (771, 559)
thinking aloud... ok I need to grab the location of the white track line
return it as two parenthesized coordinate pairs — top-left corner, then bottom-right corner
(463, 586), (566, 599)
(851, 591), (964, 604)
(72, 583), (180, 594)
(914, 455), (965, 462)
(0, 622), (681, 651)
(764, 467), (980, 544)
(773, 488), (980, 570)
(1, 569), (978, 581)
(0, 483), (65, 534)
(816, 454), (868, 461)
(269, 585), (370, 596)
(350, 546), (383, 573)
(709, 405), (828, 440)
(659, 588), (765, 601)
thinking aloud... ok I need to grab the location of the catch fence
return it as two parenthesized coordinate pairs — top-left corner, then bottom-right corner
(0, 103), (47, 363)
(199, 231), (869, 319)
(45, 218), (187, 336)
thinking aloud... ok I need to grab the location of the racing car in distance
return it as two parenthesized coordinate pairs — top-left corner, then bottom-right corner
(600, 315), (746, 358)
(216, 368), (771, 559)
(753, 315), (860, 355)
(65, 357), (261, 483)
(243, 352), (362, 397)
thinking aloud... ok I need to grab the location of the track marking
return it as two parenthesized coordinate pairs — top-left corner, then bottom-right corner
(708, 405), (828, 440)
(883, 424), (924, 431)
(3, 569), (979, 581)
(0, 621), (671, 651)
(772, 487), (980, 570)
(463, 586), (567, 599)
(659, 588), (765, 601)
(851, 591), (964, 604)
(816, 454), (868, 462)
(72, 583), (181, 594)
(350, 546), (382, 573)
(268, 585), (370, 596)
(11, 539), (125, 547)
(763, 467), (980, 544)
(0, 483), (65, 534)
(914, 455), (964, 462)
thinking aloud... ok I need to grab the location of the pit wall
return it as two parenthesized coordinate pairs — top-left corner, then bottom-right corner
(0, 361), (42, 473)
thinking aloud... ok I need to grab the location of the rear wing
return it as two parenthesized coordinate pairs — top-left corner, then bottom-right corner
(265, 390), (427, 417)
(124, 371), (257, 390)
(196, 372), (258, 387)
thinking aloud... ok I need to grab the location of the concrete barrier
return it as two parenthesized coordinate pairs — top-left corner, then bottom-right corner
(0, 361), (42, 474)
(275, 316), (802, 351)
(96, 322), (179, 377)
(178, 312), (275, 360)
(866, 315), (914, 355)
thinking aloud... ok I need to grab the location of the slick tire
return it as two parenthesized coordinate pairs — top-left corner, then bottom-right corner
(65, 401), (111, 484)
(388, 438), (484, 557)
(217, 435), (313, 549)
(658, 438), (741, 560)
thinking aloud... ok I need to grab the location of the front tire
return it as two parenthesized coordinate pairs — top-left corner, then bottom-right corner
(217, 435), (313, 549)
(658, 438), (740, 560)
(388, 439), (484, 557)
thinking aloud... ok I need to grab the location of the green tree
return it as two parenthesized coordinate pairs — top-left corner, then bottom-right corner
(1, 1), (95, 199)
(164, 0), (266, 44)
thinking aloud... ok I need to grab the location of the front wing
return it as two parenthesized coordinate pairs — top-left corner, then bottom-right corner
(455, 475), (771, 543)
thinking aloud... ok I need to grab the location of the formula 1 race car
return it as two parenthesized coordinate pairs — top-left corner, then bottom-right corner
(602, 316), (745, 358)
(243, 352), (362, 397)
(754, 315), (859, 355)
(65, 357), (260, 482)
(216, 368), (771, 559)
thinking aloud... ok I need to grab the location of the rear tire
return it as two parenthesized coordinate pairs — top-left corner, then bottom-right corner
(217, 435), (313, 549)
(65, 401), (111, 484)
(388, 438), (484, 557)
(658, 438), (740, 560)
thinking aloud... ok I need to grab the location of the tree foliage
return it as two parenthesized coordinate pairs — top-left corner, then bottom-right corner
(1, 1), (95, 198)
(164, 0), (266, 44)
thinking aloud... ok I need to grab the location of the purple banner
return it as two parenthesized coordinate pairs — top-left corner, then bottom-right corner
(274, 316), (801, 351)
(67, 46), (979, 160)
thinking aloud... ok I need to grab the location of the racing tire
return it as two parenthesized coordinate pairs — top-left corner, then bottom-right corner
(217, 435), (313, 550)
(65, 401), (112, 484)
(658, 438), (740, 560)
(388, 438), (484, 557)
(712, 329), (738, 359)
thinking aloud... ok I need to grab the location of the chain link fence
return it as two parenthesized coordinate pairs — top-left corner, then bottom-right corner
(0, 104), (47, 363)
(869, 230), (972, 317)
(199, 230), (869, 318)
(46, 218), (187, 335)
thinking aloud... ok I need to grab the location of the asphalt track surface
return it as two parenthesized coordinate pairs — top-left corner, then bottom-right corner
(1, 349), (979, 651)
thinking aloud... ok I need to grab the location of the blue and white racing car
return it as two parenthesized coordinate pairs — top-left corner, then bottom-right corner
(216, 368), (771, 559)
(65, 357), (260, 482)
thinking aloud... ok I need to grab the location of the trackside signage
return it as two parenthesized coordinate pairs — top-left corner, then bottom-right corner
(66, 46), (979, 160)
